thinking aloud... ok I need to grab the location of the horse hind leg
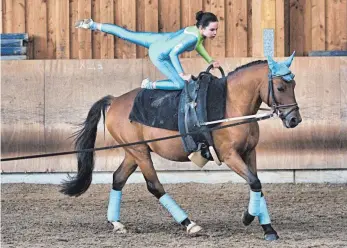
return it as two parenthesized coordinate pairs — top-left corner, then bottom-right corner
(107, 153), (138, 233)
(127, 146), (202, 235)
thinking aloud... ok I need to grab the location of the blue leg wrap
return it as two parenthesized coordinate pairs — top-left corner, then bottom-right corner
(107, 189), (122, 222)
(248, 190), (261, 216)
(258, 196), (271, 225)
(159, 193), (188, 223)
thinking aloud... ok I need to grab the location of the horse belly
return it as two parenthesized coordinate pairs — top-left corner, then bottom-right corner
(143, 126), (190, 162)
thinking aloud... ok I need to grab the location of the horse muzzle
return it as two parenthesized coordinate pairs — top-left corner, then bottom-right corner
(279, 107), (302, 128)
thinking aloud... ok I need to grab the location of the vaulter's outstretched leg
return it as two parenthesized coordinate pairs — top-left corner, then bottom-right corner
(75, 18), (170, 48)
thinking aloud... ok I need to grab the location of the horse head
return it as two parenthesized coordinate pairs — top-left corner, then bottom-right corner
(264, 52), (302, 128)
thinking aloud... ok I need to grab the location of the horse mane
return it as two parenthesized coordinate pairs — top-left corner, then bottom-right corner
(227, 60), (267, 76)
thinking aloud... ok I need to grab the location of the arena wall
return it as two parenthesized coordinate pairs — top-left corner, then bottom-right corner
(1, 57), (346, 173)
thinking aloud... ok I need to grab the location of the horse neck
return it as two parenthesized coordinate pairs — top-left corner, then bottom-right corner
(226, 64), (268, 117)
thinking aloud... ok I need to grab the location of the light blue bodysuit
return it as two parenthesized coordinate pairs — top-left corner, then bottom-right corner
(93, 23), (213, 90)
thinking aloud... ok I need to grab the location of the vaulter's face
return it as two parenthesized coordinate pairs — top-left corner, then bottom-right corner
(201, 22), (219, 39)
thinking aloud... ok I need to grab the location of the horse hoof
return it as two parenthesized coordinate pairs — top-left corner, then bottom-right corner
(111, 221), (127, 234)
(241, 209), (255, 226)
(264, 233), (279, 241)
(187, 221), (202, 235)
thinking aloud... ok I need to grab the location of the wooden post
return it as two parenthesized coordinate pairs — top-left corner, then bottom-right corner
(27, 0), (48, 59)
(262, 0), (276, 57)
(78, 0), (92, 59)
(210, 0), (225, 58)
(100, 0), (113, 59)
(181, 0), (202, 58)
(225, 0), (248, 57)
(3, 0), (12, 33)
(275, 0), (285, 56)
(252, 0), (262, 57)
(48, 0), (57, 59)
(252, 0), (285, 57)
(311, 0), (326, 51)
(92, 0), (101, 59)
(121, 0), (136, 58)
(326, 0), (347, 51)
(114, 0), (136, 59)
(56, 0), (70, 59)
(13, 0), (26, 33)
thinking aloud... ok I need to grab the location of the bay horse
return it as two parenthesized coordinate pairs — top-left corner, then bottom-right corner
(61, 53), (301, 241)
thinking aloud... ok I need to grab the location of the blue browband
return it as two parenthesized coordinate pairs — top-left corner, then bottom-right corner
(274, 72), (295, 82)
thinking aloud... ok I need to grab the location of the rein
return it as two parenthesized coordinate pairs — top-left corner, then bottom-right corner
(201, 110), (275, 126)
(1, 113), (275, 162)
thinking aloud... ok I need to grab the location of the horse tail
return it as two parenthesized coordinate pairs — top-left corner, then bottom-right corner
(60, 95), (114, 197)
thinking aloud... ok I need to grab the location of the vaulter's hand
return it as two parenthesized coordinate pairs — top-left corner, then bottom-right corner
(211, 61), (221, 69)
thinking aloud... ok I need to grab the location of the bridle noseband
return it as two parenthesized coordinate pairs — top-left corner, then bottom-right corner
(267, 71), (299, 119)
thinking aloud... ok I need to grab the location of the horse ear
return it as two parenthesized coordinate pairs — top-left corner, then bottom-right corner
(267, 56), (276, 71)
(283, 51), (296, 68)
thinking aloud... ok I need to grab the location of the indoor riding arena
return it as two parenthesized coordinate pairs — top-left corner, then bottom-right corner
(1, 1), (346, 248)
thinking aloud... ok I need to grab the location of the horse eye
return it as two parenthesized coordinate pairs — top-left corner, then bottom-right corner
(277, 86), (285, 92)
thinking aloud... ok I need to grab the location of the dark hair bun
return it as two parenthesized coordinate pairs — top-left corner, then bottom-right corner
(196, 11), (204, 22)
(195, 11), (218, 28)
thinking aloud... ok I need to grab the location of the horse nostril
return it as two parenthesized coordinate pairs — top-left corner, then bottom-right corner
(289, 117), (297, 127)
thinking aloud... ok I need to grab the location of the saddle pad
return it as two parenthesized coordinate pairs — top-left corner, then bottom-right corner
(129, 78), (226, 131)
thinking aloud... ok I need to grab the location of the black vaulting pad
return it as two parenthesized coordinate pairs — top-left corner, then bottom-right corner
(129, 77), (226, 131)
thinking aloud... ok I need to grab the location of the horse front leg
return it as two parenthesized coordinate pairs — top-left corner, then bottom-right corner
(223, 149), (279, 241)
(242, 149), (279, 241)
